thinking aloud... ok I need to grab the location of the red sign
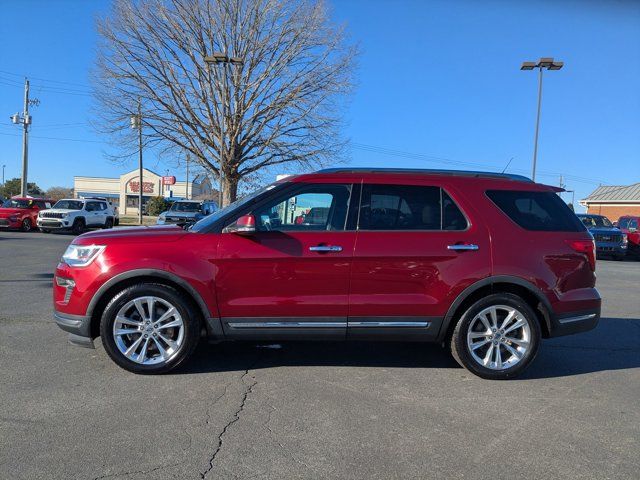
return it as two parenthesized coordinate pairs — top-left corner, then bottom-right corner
(162, 176), (176, 186)
(129, 181), (154, 193)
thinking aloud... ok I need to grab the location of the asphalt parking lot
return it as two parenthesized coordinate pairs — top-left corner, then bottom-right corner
(1, 231), (639, 480)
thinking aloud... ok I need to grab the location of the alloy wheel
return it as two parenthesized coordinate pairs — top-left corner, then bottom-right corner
(466, 305), (531, 371)
(112, 296), (185, 365)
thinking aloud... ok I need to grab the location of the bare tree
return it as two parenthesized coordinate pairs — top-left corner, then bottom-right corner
(94, 0), (356, 205)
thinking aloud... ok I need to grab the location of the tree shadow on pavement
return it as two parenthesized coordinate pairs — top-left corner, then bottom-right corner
(175, 317), (640, 379)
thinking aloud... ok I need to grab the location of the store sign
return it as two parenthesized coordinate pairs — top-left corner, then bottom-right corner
(162, 176), (176, 186)
(129, 181), (154, 193)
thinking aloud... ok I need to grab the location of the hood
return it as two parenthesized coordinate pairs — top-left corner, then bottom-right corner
(586, 227), (621, 235)
(40, 208), (77, 214)
(74, 225), (188, 245)
(162, 211), (202, 218)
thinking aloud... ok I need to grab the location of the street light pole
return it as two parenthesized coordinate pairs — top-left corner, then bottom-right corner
(130, 99), (143, 225)
(204, 52), (244, 208)
(521, 58), (563, 182)
(2, 164), (5, 186)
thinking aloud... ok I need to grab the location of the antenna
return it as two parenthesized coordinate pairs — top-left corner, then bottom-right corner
(501, 157), (514, 174)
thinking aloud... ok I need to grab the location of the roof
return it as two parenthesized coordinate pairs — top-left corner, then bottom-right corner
(581, 183), (640, 204)
(316, 168), (533, 183)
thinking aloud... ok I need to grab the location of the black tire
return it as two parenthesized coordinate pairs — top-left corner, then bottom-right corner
(71, 218), (85, 235)
(103, 217), (114, 229)
(21, 218), (33, 232)
(449, 293), (541, 380)
(114, 218), (119, 226)
(100, 283), (201, 374)
(614, 254), (625, 261)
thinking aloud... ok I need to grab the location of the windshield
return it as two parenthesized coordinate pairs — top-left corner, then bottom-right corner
(190, 183), (278, 232)
(578, 215), (613, 228)
(170, 202), (201, 212)
(53, 200), (84, 210)
(2, 199), (33, 209)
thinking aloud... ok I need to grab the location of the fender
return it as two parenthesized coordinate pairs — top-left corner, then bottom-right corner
(437, 275), (553, 341)
(86, 268), (223, 338)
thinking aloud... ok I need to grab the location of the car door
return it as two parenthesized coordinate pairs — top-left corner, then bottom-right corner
(348, 181), (491, 340)
(216, 182), (357, 340)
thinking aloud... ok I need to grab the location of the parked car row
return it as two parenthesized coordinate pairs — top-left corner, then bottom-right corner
(0, 197), (117, 233)
(576, 213), (640, 260)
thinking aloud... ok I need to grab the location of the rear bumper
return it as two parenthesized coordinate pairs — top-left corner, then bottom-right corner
(54, 311), (95, 348)
(547, 308), (600, 338)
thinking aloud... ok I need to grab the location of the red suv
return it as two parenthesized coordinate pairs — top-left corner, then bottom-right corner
(617, 216), (639, 257)
(0, 197), (53, 231)
(53, 169), (600, 379)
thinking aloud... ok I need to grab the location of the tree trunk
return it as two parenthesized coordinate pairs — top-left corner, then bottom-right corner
(222, 175), (239, 206)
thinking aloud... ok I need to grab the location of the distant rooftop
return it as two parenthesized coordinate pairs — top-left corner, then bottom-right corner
(581, 183), (640, 204)
(316, 168), (533, 182)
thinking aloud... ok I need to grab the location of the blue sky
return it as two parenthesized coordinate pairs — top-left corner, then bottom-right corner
(1, 0), (639, 210)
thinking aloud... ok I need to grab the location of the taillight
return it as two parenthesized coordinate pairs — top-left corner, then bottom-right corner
(566, 239), (596, 271)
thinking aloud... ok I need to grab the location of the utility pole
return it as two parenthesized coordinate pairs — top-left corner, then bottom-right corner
(10, 79), (37, 197)
(185, 153), (190, 200)
(2, 164), (5, 186)
(20, 79), (30, 197)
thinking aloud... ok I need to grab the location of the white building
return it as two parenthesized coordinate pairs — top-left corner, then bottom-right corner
(74, 168), (215, 215)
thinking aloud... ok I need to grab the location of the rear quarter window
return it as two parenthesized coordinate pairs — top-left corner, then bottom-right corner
(487, 190), (585, 232)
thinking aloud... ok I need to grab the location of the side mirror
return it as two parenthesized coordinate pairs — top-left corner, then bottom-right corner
(224, 214), (256, 235)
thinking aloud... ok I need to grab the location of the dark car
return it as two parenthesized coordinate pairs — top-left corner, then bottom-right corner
(156, 200), (206, 226)
(576, 214), (627, 260)
(53, 168), (600, 380)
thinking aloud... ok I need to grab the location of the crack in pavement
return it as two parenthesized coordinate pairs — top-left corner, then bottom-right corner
(200, 362), (259, 479)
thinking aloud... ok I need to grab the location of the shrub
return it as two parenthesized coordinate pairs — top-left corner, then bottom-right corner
(146, 196), (170, 216)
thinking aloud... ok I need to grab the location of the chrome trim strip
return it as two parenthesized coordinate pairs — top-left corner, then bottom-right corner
(558, 313), (597, 324)
(228, 321), (346, 329)
(447, 244), (479, 251)
(348, 321), (431, 328)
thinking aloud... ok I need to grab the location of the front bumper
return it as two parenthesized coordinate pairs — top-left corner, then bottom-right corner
(0, 218), (21, 229)
(54, 311), (94, 348)
(38, 218), (71, 230)
(595, 241), (626, 257)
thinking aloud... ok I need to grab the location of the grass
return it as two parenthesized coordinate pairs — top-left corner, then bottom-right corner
(118, 215), (158, 226)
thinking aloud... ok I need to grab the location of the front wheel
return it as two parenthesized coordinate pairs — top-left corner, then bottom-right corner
(100, 283), (201, 374)
(449, 293), (541, 380)
(71, 218), (85, 235)
(103, 217), (114, 229)
(21, 218), (33, 232)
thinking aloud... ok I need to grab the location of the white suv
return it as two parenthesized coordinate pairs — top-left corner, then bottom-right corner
(38, 198), (116, 234)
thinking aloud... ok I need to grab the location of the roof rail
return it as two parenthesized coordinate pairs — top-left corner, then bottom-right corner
(316, 167), (533, 183)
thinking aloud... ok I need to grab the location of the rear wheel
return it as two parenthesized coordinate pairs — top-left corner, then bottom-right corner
(450, 293), (541, 380)
(103, 217), (114, 229)
(100, 283), (201, 374)
(21, 218), (32, 232)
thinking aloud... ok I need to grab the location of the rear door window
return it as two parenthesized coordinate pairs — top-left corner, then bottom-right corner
(358, 184), (467, 231)
(487, 190), (585, 232)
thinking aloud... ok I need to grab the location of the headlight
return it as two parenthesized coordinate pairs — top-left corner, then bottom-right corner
(61, 213), (68, 218)
(62, 244), (106, 267)
(622, 234), (628, 245)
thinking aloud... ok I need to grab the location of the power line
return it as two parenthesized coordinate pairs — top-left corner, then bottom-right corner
(0, 132), (104, 144)
(0, 69), (91, 89)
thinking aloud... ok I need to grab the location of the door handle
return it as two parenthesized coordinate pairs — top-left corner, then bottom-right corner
(309, 245), (343, 253)
(447, 244), (479, 251)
